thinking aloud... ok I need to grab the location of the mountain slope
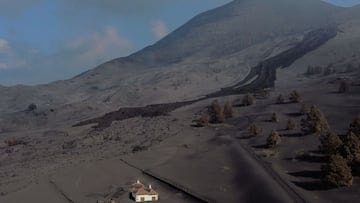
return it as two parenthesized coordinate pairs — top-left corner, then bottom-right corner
(1, 0), (360, 132)
(129, 0), (339, 66)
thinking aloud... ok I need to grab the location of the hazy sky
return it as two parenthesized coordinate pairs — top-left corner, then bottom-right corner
(0, 0), (359, 86)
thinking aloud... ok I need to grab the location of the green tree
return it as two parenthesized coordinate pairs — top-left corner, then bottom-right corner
(209, 100), (225, 123)
(242, 94), (256, 106)
(319, 131), (342, 155)
(224, 101), (235, 118)
(342, 132), (360, 164)
(301, 105), (330, 135)
(248, 123), (262, 136)
(322, 154), (353, 187)
(271, 112), (279, 123)
(348, 116), (360, 136)
(286, 119), (296, 130)
(300, 103), (310, 115)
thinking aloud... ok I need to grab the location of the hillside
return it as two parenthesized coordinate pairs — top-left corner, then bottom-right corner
(0, 0), (343, 116)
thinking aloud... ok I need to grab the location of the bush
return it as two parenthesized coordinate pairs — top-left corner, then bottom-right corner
(322, 154), (353, 187)
(301, 105), (330, 135)
(319, 131), (342, 155)
(289, 90), (301, 103)
(242, 94), (256, 106)
(248, 123), (262, 136)
(209, 100), (225, 123)
(286, 119), (296, 130)
(224, 101), (234, 119)
(271, 112), (279, 123)
(276, 94), (285, 104)
(3, 137), (23, 147)
(267, 130), (282, 148)
(338, 80), (350, 93)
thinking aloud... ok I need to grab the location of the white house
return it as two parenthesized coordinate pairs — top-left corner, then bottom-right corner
(130, 180), (159, 202)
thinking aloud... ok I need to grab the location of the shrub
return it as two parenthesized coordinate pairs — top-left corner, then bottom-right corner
(338, 80), (350, 93)
(248, 123), (263, 136)
(286, 119), (296, 130)
(301, 105), (330, 135)
(209, 100), (224, 123)
(276, 94), (285, 104)
(289, 90), (301, 103)
(271, 112), (279, 123)
(224, 101), (234, 119)
(267, 130), (282, 148)
(3, 137), (23, 147)
(242, 94), (256, 106)
(322, 154), (353, 187)
(319, 131), (342, 155)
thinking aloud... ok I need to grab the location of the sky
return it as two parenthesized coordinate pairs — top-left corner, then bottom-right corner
(0, 0), (360, 86)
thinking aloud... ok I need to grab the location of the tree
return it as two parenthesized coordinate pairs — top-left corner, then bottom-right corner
(301, 105), (330, 135)
(209, 100), (224, 123)
(289, 90), (301, 103)
(322, 154), (353, 187)
(267, 130), (282, 148)
(197, 113), (210, 127)
(224, 101), (234, 118)
(305, 65), (322, 76)
(319, 131), (342, 155)
(300, 103), (310, 115)
(276, 94), (285, 104)
(338, 80), (350, 93)
(323, 65), (334, 76)
(286, 119), (296, 130)
(248, 123), (262, 136)
(342, 132), (360, 165)
(271, 112), (279, 123)
(348, 116), (360, 136)
(242, 94), (256, 106)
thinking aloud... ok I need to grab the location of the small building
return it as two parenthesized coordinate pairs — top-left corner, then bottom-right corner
(130, 180), (159, 202)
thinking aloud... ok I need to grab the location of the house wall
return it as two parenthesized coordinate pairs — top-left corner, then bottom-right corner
(135, 194), (158, 202)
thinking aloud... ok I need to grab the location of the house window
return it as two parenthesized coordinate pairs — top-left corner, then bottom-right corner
(152, 196), (156, 201)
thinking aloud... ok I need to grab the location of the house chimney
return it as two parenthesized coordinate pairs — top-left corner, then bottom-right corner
(137, 180), (140, 184)
(149, 184), (152, 189)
